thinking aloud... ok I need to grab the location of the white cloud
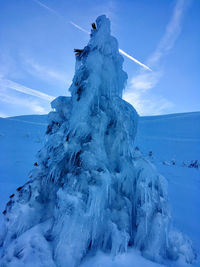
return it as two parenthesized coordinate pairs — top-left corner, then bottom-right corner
(148, 0), (189, 66)
(123, 90), (173, 116)
(0, 77), (54, 116)
(0, 112), (9, 118)
(0, 90), (48, 115)
(25, 59), (69, 84)
(124, 0), (189, 115)
(130, 71), (162, 91)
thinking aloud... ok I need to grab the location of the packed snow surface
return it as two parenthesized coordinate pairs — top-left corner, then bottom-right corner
(0, 112), (199, 266)
(0, 15), (198, 267)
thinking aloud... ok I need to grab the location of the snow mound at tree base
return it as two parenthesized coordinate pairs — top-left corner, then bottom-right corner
(0, 150), (194, 267)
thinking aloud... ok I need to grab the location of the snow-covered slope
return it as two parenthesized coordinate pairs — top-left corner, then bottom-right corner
(0, 111), (199, 266)
(136, 112), (200, 161)
(135, 112), (200, 259)
(0, 115), (47, 214)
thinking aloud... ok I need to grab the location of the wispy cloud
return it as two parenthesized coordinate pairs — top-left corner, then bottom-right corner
(0, 112), (9, 118)
(148, 0), (189, 66)
(0, 78), (55, 101)
(130, 71), (162, 92)
(25, 59), (69, 84)
(123, 90), (174, 116)
(0, 91), (48, 115)
(0, 76), (54, 116)
(124, 0), (189, 115)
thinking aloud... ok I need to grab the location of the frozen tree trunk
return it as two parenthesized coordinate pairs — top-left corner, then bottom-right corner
(0, 15), (194, 267)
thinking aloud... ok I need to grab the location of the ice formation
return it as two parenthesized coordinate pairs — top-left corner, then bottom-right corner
(0, 15), (195, 267)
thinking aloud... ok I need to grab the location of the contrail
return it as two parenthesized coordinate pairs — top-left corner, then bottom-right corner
(69, 21), (90, 34)
(119, 49), (152, 71)
(1, 78), (55, 101)
(70, 24), (152, 71)
(33, 0), (58, 15)
(33, 0), (152, 71)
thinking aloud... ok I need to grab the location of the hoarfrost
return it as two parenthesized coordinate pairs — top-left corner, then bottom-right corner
(0, 15), (195, 267)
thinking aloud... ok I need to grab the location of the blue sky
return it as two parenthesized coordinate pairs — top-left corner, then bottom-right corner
(0, 0), (199, 117)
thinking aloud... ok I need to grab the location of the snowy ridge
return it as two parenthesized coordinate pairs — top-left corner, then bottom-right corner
(0, 15), (196, 267)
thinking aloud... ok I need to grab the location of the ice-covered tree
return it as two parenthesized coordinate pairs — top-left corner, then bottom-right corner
(0, 15), (194, 267)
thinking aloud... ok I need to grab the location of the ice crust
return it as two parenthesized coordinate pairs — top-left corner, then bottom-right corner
(0, 15), (195, 267)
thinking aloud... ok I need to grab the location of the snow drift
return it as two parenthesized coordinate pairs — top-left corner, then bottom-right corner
(0, 15), (195, 267)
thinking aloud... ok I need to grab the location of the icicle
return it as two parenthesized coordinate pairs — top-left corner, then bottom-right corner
(0, 14), (195, 267)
